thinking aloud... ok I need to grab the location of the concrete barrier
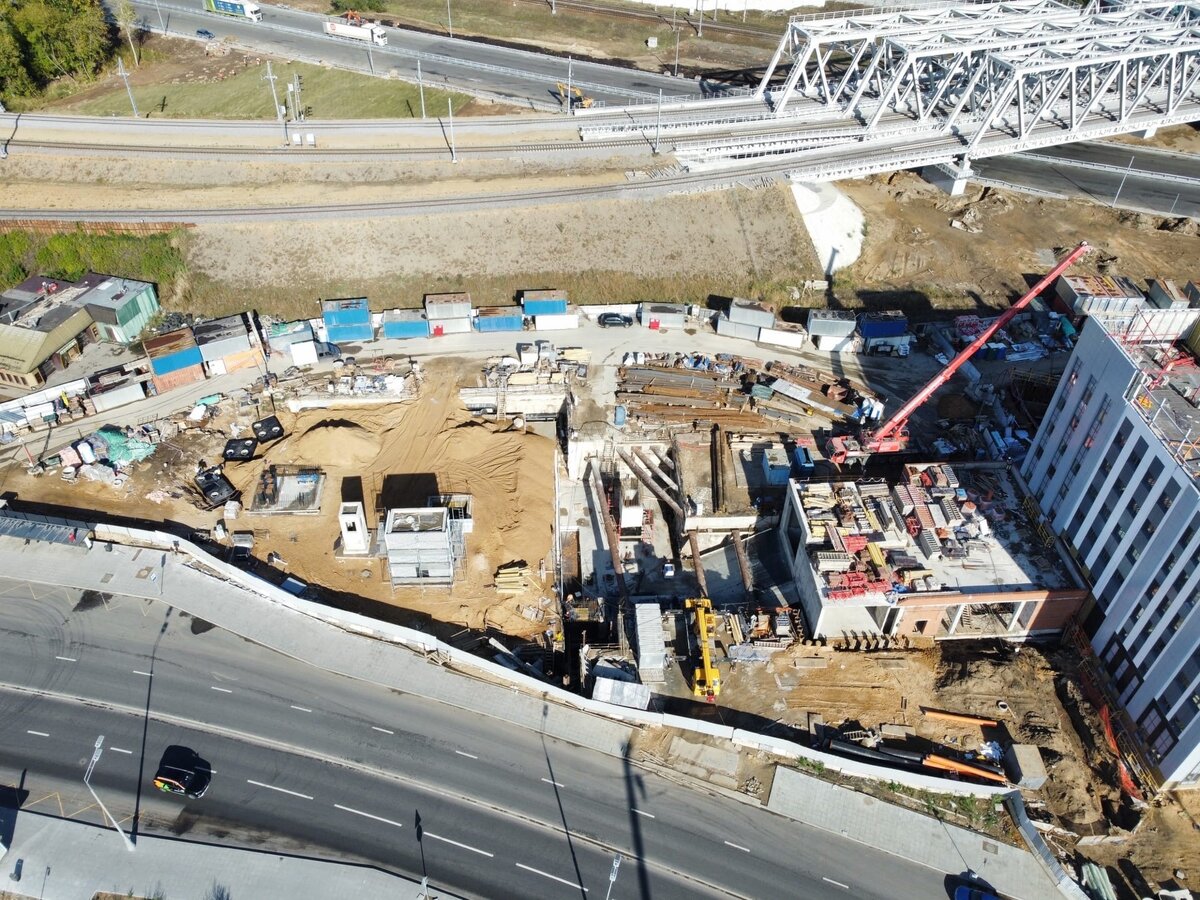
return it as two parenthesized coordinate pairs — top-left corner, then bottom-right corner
(89, 521), (1019, 799)
(1007, 793), (1092, 900)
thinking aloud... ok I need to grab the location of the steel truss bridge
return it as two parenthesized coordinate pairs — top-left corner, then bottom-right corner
(581, 0), (1200, 181)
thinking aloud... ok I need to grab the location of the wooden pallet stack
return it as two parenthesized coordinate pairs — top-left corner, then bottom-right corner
(494, 563), (533, 595)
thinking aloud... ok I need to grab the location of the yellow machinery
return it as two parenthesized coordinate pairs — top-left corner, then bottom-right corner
(555, 83), (594, 109)
(685, 598), (721, 702)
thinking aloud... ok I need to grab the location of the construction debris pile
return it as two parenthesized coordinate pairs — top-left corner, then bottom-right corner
(35, 423), (164, 488)
(616, 352), (878, 431)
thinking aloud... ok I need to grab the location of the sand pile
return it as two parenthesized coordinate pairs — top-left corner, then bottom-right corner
(278, 419), (379, 469)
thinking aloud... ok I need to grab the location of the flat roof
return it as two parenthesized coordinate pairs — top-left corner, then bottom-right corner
(77, 273), (154, 310)
(381, 309), (427, 322)
(321, 298), (368, 313)
(1126, 341), (1200, 478)
(385, 508), (448, 533)
(792, 463), (1065, 610)
(192, 314), (249, 345)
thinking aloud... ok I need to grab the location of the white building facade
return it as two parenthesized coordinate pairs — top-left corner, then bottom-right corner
(1022, 317), (1200, 789)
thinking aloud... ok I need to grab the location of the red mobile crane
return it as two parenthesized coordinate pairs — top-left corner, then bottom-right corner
(826, 241), (1091, 465)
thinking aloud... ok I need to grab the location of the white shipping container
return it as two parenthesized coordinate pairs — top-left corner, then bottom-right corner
(759, 326), (807, 350)
(814, 334), (856, 352)
(291, 340), (319, 366)
(535, 313), (580, 331)
(91, 380), (148, 413)
(428, 317), (473, 335)
(425, 301), (472, 320)
(715, 314), (759, 342)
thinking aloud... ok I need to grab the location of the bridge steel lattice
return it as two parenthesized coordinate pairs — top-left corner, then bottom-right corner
(677, 0), (1200, 177)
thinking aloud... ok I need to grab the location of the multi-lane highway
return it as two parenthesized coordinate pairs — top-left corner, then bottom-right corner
(0, 574), (956, 899)
(121, 0), (715, 108)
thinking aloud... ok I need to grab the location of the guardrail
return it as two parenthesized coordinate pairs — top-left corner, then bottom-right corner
(1018, 150), (1200, 187)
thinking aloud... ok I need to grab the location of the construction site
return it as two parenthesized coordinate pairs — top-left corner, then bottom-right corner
(2, 239), (1200, 896)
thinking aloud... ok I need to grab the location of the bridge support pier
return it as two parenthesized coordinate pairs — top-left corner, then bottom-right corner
(921, 160), (973, 197)
(1136, 126), (1159, 140)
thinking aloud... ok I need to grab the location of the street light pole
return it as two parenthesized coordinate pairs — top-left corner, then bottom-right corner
(655, 88), (662, 153)
(446, 0), (453, 38)
(117, 58), (139, 119)
(417, 60), (426, 119)
(674, 26), (680, 76)
(1112, 155), (1135, 208)
(84, 736), (135, 853)
(448, 98), (457, 162)
(152, 0), (165, 32)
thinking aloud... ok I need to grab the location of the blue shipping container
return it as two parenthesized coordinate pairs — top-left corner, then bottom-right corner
(150, 346), (204, 376)
(382, 320), (429, 339)
(859, 316), (908, 339)
(327, 323), (374, 343)
(474, 315), (524, 333)
(322, 299), (370, 327)
(793, 446), (815, 475)
(522, 299), (568, 316)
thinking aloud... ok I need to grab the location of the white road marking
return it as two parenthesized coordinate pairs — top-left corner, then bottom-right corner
(454, 750), (479, 760)
(334, 804), (404, 828)
(210, 686), (233, 694)
(54, 656), (77, 662)
(246, 779), (313, 800)
(26, 730), (49, 737)
(822, 877), (850, 890)
(290, 705), (313, 712)
(632, 808), (656, 819)
(724, 841), (751, 853)
(541, 777), (565, 788)
(515, 863), (588, 892)
(132, 670), (153, 677)
(424, 832), (494, 857)
(371, 726), (394, 735)
(111, 747), (133, 755)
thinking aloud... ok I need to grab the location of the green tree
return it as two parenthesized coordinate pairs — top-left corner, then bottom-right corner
(0, 18), (36, 102)
(5, 0), (114, 89)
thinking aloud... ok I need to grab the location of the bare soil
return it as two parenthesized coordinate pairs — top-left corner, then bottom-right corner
(836, 171), (1200, 315)
(5, 358), (555, 640)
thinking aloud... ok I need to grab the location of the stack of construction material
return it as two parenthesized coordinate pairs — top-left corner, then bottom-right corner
(617, 366), (763, 428)
(635, 603), (667, 683)
(494, 563), (533, 594)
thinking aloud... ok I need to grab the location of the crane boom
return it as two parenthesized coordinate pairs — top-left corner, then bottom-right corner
(826, 241), (1090, 465)
(874, 241), (1091, 442)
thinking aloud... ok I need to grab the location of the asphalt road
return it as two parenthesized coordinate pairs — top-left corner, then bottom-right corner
(122, 0), (712, 108)
(0, 576), (955, 900)
(983, 142), (1200, 218)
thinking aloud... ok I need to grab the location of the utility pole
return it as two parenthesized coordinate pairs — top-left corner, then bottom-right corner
(117, 58), (139, 118)
(674, 25), (680, 76)
(263, 62), (286, 144)
(417, 60), (427, 119)
(446, 0), (453, 38)
(604, 854), (623, 900)
(84, 736), (135, 853)
(698, 0), (703, 37)
(655, 88), (662, 153)
(151, 0), (165, 32)
(565, 56), (573, 115)
(293, 72), (304, 122)
(448, 98), (457, 162)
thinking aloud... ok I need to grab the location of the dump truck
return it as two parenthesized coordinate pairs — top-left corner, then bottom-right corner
(323, 14), (387, 45)
(203, 0), (263, 21)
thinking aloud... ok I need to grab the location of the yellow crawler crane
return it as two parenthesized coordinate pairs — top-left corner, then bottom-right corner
(685, 598), (721, 702)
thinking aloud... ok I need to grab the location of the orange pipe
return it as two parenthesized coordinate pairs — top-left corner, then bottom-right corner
(921, 707), (999, 727)
(923, 754), (1008, 784)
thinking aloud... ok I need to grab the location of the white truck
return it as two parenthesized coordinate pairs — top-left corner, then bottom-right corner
(322, 19), (387, 45)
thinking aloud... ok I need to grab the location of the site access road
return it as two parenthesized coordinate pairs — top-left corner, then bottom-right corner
(0, 573), (954, 900)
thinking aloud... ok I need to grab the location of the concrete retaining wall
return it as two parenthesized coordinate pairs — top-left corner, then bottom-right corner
(89, 522), (1021, 800)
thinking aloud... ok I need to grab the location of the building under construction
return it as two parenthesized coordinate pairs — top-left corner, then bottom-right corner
(779, 462), (1084, 642)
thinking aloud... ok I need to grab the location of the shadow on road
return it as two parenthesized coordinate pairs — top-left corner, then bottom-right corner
(132, 604), (175, 843)
(541, 703), (589, 900)
(622, 742), (652, 900)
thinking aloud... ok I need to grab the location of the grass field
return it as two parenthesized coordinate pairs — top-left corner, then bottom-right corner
(62, 59), (470, 120)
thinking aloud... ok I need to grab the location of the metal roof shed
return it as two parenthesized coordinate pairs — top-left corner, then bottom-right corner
(728, 297), (776, 329)
(807, 309), (856, 337)
(640, 303), (687, 330)
(381, 309), (430, 339)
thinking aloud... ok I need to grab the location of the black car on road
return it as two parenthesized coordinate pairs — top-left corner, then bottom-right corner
(196, 28), (216, 40)
(153, 746), (212, 799)
(598, 313), (633, 328)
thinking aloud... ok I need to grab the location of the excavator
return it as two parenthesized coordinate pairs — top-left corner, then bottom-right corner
(556, 83), (594, 109)
(826, 241), (1092, 466)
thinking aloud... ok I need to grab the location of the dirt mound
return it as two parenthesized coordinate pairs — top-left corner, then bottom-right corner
(283, 419), (378, 468)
